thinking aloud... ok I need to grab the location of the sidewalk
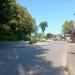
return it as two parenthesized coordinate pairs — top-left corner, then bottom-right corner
(67, 43), (75, 75)
(33, 42), (49, 46)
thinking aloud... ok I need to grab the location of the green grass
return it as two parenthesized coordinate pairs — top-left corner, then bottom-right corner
(31, 39), (48, 44)
(36, 39), (48, 42)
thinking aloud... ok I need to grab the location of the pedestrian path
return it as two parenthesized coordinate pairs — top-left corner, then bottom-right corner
(67, 43), (75, 75)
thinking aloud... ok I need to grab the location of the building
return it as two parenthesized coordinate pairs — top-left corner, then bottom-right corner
(51, 34), (62, 41)
(64, 33), (71, 42)
(69, 28), (75, 42)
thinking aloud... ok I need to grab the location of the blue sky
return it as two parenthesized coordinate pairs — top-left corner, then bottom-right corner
(16, 0), (75, 34)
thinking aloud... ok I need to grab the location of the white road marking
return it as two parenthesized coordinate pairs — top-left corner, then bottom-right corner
(18, 64), (25, 75)
(62, 44), (67, 67)
(12, 48), (19, 59)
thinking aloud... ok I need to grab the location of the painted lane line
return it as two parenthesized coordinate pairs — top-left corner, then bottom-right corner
(18, 64), (25, 75)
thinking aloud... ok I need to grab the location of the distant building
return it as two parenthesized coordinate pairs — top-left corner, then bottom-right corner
(66, 24), (75, 42)
(64, 33), (70, 42)
(51, 34), (62, 41)
(56, 34), (62, 40)
(69, 28), (75, 42)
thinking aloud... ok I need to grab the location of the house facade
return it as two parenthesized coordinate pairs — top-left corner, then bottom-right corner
(69, 29), (75, 42)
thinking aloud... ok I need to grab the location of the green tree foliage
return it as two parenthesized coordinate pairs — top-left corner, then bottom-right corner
(11, 4), (34, 35)
(34, 33), (43, 38)
(62, 20), (74, 34)
(46, 33), (53, 39)
(0, 0), (36, 40)
(0, 0), (16, 24)
(39, 21), (48, 37)
(39, 21), (48, 33)
(33, 25), (38, 34)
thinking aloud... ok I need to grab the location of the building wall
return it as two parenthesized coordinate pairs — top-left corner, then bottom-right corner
(70, 33), (75, 42)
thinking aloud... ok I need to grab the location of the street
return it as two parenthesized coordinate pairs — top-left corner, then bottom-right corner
(0, 41), (67, 75)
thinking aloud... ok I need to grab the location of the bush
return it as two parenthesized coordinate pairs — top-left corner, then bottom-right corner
(23, 36), (30, 41)
(32, 39), (37, 43)
(0, 34), (18, 41)
(29, 39), (48, 44)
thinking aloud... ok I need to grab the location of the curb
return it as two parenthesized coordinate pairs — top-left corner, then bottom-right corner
(66, 64), (72, 75)
(65, 43), (71, 75)
(33, 42), (49, 46)
(66, 43), (73, 75)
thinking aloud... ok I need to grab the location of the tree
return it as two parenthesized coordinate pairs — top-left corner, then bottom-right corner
(46, 33), (53, 39)
(0, 0), (16, 24)
(62, 20), (74, 34)
(0, 0), (17, 40)
(9, 4), (35, 40)
(0, 1), (36, 40)
(39, 21), (48, 38)
(33, 25), (38, 34)
(34, 33), (42, 39)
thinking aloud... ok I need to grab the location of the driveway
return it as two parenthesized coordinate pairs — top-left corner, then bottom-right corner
(0, 41), (67, 75)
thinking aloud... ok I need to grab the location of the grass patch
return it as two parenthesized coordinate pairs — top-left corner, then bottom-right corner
(36, 39), (48, 42)
(31, 39), (48, 44)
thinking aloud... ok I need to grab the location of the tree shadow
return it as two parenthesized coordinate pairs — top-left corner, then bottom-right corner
(0, 42), (65, 75)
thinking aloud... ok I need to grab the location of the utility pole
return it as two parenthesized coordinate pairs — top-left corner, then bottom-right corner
(73, 13), (75, 28)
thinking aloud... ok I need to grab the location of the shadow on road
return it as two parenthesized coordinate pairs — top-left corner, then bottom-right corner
(0, 42), (65, 75)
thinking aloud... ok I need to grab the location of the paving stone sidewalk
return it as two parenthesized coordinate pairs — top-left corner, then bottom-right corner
(67, 43), (75, 75)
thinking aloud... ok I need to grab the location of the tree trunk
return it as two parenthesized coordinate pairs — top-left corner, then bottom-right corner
(42, 32), (44, 38)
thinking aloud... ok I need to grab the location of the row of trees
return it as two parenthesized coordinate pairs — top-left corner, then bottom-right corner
(0, 0), (48, 41)
(0, 0), (37, 40)
(37, 20), (74, 38)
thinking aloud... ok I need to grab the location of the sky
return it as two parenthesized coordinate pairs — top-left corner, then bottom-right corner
(16, 0), (75, 34)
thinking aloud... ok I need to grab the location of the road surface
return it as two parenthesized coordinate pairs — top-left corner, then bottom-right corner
(0, 41), (67, 75)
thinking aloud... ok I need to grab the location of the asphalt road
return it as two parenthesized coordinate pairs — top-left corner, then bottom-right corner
(0, 41), (67, 75)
